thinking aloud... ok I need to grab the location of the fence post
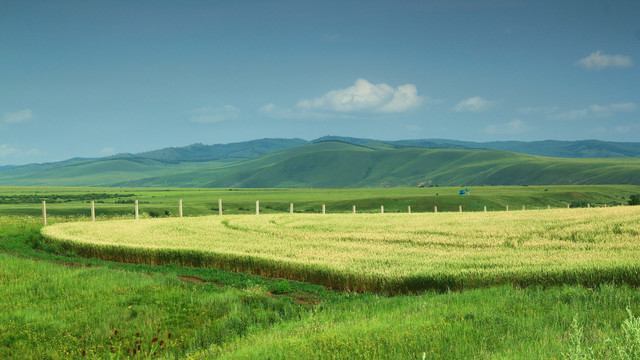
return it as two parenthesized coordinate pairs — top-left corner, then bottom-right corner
(567, 204), (570, 209)
(434, 206), (437, 213)
(604, 204), (607, 208)
(42, 200), (47, 226)
(219, 199), (223, 215)
(522, 205), (525, 211)
(256, 200), (259, 215)
(506, 205), (509, 212)
(484, 205), (487, 212)
(408, 205), (411, 214)
(135, 200), (139, 220)
(91, 200), (95, 222)
(459, 205), (462, 212)
(179, 199), (183, 218)
(352, 205), (356, 214)
(290, 203), (294, 214)
(587, 203), (591, 208)
(548, 205), (550, 210)
(322, 204), (326, 214)
(381, 205), (384, 214)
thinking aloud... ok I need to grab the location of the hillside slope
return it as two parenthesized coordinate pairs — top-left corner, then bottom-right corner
(117, 141), (640, 188)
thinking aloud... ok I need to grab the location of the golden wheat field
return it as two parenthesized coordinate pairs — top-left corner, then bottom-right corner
(42, 206), (640, 293)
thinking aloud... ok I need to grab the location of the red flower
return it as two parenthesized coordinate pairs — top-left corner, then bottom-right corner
(138, 345), (141, 350)
(136, 332), (140, 337)
(160, 340), (164, 346)
(82, 350), (86, 356)
(134, 349), (137, 355)
(127, 349), (131, 354)
(167, 333), (172, 339)
(114, 330), (118, 336)
(152, 337), (158, 343)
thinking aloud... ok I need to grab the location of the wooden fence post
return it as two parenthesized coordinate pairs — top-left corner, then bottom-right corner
(408, 205), (411, 213)
(567, 204), (570, 209)
(522, 205), (525, 211)
(290, 203), (294, 214)
(548, 205), (551, 210)
(484, 205), (487, 212)
(42, 200), (47, 226)
(91, 200), (95, 222)
(135, 200), (139, 220)
(587, 203), (591, 208)
(219, 199), (223, 215)
(506, 205), (509, 211)
(322, 204), (326, 214)
(381, 205), (384, 214)
(179, 199), (183, 218)
(352, 205), (356, 214)
(256, 200), (259, 215)
(459, 205), (462, 212)
(434, 206), (437, 213)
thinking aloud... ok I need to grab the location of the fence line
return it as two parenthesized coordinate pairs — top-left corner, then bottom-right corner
(38, 198), (611, 225)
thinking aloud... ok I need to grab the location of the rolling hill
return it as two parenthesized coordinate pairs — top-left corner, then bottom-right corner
(2, 138), (640, 188)
(112, 141), (640, 188)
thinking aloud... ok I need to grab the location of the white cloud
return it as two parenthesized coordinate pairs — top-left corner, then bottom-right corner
(296, 78), (425, 114)
(3, 109), (33, 124)
(550, 103), (636, 120)
(0, 144), (18, 157)
(190, 105), (240, 123)
(454, 96), (496, 113)
(577, 51), (633, 70)
(0, 144), (40, 159)
(484, 119), (530, 135)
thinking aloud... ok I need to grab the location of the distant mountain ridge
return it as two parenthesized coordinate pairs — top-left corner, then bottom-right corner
(314, 136), (640, 158)
(1, 137), (640, 188)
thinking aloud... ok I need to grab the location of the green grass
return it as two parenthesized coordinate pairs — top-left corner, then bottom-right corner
(1, 184), (638, 217)
(205, 284), (640, 360)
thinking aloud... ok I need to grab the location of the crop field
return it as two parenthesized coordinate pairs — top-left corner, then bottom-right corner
(43, 206), (640, 294)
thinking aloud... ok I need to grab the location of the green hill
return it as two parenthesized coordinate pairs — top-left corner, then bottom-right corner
(116, 141), (640, 188)
(2, 139), (640, 188)
(315, 136), (640, 158)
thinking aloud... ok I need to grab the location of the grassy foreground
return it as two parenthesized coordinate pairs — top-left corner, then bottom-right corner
(1, 213), (640, 358)
(43, 207), (640, 294)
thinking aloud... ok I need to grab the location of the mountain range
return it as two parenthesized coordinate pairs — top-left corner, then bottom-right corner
(1, 137), (639, 188)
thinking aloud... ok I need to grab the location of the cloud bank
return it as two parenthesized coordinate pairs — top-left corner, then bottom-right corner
(2, 109), (33, 124)
(454, 96), (496, 112)
(296, 78), (425, 113)
(577, 51), (633, 70)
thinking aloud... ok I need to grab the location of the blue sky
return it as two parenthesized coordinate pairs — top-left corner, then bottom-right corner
(1, 0), (639, 165)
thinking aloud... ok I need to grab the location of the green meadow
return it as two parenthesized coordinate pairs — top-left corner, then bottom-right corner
(1, 185), (640, 359)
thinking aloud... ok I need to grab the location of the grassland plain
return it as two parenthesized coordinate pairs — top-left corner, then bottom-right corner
(1, 184), (638, 217)
(43, 206), (640, 294)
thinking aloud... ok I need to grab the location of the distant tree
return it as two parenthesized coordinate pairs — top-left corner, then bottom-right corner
(629, 195), (640, 206)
